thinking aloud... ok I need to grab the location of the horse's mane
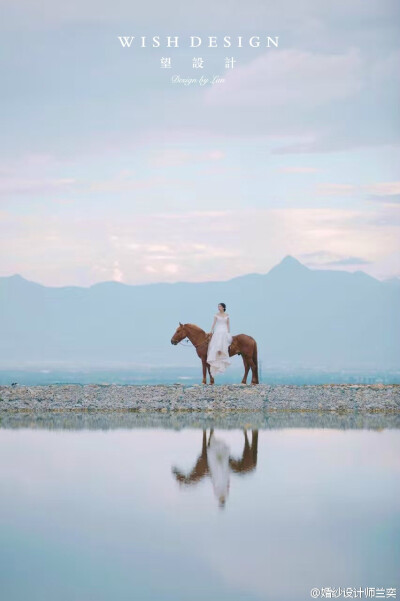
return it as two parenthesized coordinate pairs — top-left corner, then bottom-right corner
(185, 323), (205, 333)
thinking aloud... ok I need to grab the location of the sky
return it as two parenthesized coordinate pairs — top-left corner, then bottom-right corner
(1, 0), (399, 286)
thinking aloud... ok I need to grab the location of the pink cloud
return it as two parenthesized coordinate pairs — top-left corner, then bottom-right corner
(276, 166), (320, 174)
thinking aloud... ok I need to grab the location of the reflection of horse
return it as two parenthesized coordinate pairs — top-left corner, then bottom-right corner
(229, 430), (258, 475)
(170, 322), (259, 385)
(172, 429), (259, 487)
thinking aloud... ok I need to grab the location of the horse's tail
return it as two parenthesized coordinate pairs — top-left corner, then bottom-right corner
(253, 339), (259, 383)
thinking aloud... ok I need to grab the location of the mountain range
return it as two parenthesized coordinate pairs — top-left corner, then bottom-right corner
(0, 256), (399, 369)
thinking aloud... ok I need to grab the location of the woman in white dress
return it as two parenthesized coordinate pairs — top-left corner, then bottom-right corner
(207, 303), (233, 377)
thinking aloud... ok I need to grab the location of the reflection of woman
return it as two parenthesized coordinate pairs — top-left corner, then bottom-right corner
(172, 429), (259, 508)
(206, 431), (230, 507)
(207, 302), (233, 377)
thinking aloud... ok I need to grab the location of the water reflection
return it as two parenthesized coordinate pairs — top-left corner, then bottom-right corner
(1, 411), (399, 430)
(0, 424), (399, 601)
(172, 429), (258, 507)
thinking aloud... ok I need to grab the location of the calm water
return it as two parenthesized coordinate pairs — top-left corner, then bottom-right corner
(0, 418), (399, 601)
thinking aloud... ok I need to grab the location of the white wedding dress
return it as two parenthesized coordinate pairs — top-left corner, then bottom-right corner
(207, 433), (230, 506)
(207, 313), (233, 377)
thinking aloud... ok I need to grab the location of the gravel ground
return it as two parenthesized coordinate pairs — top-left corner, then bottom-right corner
(1, 410), (399, 431)
(0, 383), (399, 412)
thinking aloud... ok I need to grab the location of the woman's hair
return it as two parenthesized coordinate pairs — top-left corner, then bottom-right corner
(218, 302), (226, 312)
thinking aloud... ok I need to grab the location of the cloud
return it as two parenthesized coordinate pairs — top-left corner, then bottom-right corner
(369, 194), (400, 204)
(1, 2), (399, 285)
(148, 149), (225, 168)
(315, 183), (357, 196)
(1, 206), (399, 285)
(364, 182), (400, 196)
(364, 182), (400, 203)
(0, 177), (76, 196)
(3, 0), (394, 31)
(315, 181), (400, 200)
(112, 260), (123, 282)
(199, 46), (399, 153)
(276, 166), (319, 174)
(89, 174), (187, 194)
(300, 251), (372, 267)
(0, 154), (80, 199)
(1, 1), (399, 160)
(329, 257), (372, 266)
(204, 48), (364, 109)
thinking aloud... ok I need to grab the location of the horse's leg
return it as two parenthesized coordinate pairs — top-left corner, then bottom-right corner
(201, 358), (207, 384)
(247, 356), (258, 385)
(251, 430), (258, 464)
(241, 355), (250, 384)
(206, 362), (215, 385)
(252, 342), (259, 384)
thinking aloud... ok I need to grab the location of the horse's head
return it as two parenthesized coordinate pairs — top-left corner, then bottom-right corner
(171, 322), (187, 345)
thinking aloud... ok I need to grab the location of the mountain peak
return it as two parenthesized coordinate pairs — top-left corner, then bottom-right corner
(2, 273), (30, 283)
(268, 255), (309, 276)
(280, 255), (304, 267)
(0, 273), (43, 289)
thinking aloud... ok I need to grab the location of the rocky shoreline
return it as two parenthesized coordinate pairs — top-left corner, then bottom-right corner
(0, 383), (399, 413)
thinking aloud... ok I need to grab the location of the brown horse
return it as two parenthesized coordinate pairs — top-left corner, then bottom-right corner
(170, 322), (259, 384)
(172, 429), (258, 486)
